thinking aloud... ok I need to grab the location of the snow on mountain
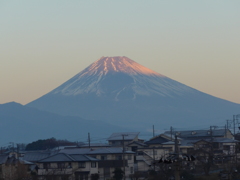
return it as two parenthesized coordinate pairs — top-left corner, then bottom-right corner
(51, 56), (195, 98)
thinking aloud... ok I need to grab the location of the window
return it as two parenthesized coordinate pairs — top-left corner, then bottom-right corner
(101, 155), (107, 160)
(76, 174), (88, 180)
(57, 162), (65, 169)
(223, 146), (230, 150)
(132, 146), (137, 152)
(116, 155), (122, 160)
(91, 162), (96, 168)
(128, 155), (132, 160)
(78, 162), (86, 168)
(43, 163), (50, 169)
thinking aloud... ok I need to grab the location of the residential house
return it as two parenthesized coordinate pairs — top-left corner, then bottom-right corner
(59, 147), (135, 180)
(37, 153), (99, 180)
(192, 138), (238, 155)
(144, 134), (178, 152)
(21, 151), (53, 163)
(80, 143), (111, 149)
(126, 141), (147, 152)
(165, 128), (233, 140)
(107, 132), (140, 147)
(135, 147), (172, 172)
(0, 153), (33, 179)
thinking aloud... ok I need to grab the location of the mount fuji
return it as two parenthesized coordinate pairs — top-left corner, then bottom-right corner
(27, 56), (240, 129)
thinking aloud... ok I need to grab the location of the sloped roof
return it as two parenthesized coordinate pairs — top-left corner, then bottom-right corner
(19, 159), (34, 165)
(145, 136), (170, 145)
(167, 137), (238, 147)
(39, 153), (99, 163)
(127, 141), (147, 147)
(81, 143), (110, 147)
(161, 141), (175, 145)
(59, 147), (135, 155)
(107, 132), (139, 141)
(22, 151), (52, 162)
(164, 129), (228, 139)
(193, 138), (238, 144)
(179, 139), (198, 147)
(212, 138), (238, 143)
(70, 154), (98, 161)
(39, 153), (74, 162)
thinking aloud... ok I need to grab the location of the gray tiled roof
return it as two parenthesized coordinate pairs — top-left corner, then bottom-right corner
(179, 139), (198, 147)
(172, 137), (237, 147)
(19, 159), (34, 165)
(161, 141), (175, 145)
(193, 138), (238, 144)
(145, 136), (170, 145)
(127, 141), (147, 147)
(212, 138), (238, 143)
(69, 154), (98, 161)
(39, 153), (74, 162)
(165, 129), (228, 139)
(39, 153), (98, 163)
(22, 152), (52, 162)
(60, 147), (135, 155)
(81, 143), (110, 147)
(107, 132), (139, 141)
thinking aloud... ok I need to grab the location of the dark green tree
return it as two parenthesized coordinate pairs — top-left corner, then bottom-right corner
(113, 168), (124, 180)
(25, 138), (76, 150)
(91, 173), (99, 180)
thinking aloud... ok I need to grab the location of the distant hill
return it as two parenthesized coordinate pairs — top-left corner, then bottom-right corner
(0, 102), (132, 144)
(26, 56), (240, 129)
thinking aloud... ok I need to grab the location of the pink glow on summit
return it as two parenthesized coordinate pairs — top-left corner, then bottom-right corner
(86, 56), (165, 76)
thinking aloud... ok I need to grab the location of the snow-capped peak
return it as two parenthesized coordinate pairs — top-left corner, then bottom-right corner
(82, 56), (164, 76)
(51, 56), (194, 97)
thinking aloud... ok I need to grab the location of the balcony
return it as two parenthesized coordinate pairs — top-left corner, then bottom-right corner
(38, 168), (73, 176)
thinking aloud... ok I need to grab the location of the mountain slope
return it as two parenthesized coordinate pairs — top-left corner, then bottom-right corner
(0, 102), (132, 144)
(27, 56), (240, 129)
(50, 56), (194, 98)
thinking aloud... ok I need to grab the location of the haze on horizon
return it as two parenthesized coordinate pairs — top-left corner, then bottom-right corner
(1, 1), (240, 105)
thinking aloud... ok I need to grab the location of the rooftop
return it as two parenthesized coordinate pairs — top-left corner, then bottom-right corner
(164, 129), (228, 139)
(107, 132), (140, 141)
(39, 153), (98, 163)
(59, 147), (135, 155)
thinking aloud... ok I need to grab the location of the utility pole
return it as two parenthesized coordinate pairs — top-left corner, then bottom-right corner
(226, 120), (231, 130)
(225, 124), (227, 137)
(170, 126), (173, 141)
(88, 132), (90, 148)
(122, 134), (128, 180)
(210, 126), (213, 142)
(174, 135), (180, 180)
(233, 115), (236, 136)
(152, 147), (156, 171)
(153, 125), (155, 137)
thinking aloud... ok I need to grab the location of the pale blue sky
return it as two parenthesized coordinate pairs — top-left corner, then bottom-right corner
(1, 1), (240, 104)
